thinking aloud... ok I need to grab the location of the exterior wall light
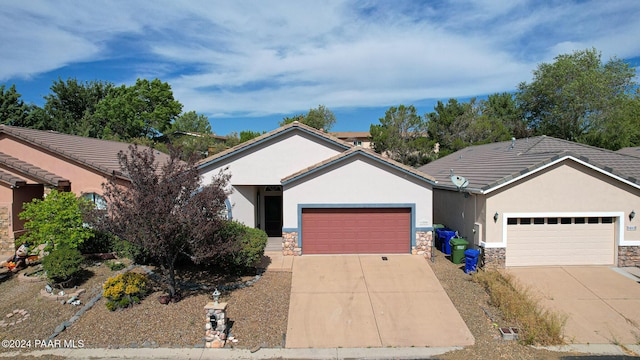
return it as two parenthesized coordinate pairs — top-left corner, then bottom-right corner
(494, 212), (499, 222)
(630, 210), (636, 221)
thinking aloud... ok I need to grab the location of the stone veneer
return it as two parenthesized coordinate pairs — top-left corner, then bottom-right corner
(481, 247), (506, 269)
(618, 246), (640, 267)
(204, 302), (228, 348)
(0, 206), (13, 255)
(412, 231), (432, 259)
(282, 231), (301, 256)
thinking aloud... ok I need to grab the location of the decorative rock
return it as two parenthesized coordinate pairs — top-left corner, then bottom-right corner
(6, 313), (13, 318)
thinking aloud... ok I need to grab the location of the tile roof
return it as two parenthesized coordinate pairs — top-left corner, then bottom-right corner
(417, 136), (640, 193)
(331, 131), (371, 139)
(616, 147), (640, 157)
(197, 121), (352, 168)
(0, 125), (172, 179)
(0, 151), (69, 187)
(282, 146), (435, 185)
(0, 168), (26, 187)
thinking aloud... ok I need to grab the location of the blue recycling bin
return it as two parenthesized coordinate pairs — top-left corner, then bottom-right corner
(464, 249), (481, 274)
(437, 230), (456, 255)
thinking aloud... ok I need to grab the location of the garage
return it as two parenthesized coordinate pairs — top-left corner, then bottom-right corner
(505, 216), (616, 267)
(301, 208), (411, 254)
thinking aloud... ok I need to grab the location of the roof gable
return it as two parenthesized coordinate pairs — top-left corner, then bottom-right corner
(282, 147), (435, 185)
(0, 151), (69, 187)
(197, 122), (352, 169)
(418, 136), (640, 193)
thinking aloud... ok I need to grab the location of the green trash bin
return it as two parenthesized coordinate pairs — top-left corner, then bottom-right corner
(449, 238), (469, 264)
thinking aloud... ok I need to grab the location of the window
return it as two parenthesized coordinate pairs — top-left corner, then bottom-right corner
(602, 217), (614, 224)
(519, 218), (531, 225)
(353, 140), (362, 146)
(561, 217), (572, 224)
(507, 218), (517, 225)
(574, 217), (586, 224)
(533, 218), (545, 225)
(81, 192), (107, 210)
(588, 217), (599, 224)
(547, 218), (558, 224)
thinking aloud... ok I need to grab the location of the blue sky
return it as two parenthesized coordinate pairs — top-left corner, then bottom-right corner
(1, 1), (639, 136)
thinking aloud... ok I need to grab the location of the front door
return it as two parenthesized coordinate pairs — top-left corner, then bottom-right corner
(264, 195), (282, 237)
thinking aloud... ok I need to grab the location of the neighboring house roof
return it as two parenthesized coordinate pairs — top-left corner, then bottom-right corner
(0, 125), (171, 179)
(616, 147), (640, 157)
(417, 136), (640, 193)
(332, 131), (371, 139)
(0, 168), (26, 187)
(197, 121), (352, 169)
(168, 131), (227, 141)
(0, 151), (70, 187)
(282, 147), (436, 185)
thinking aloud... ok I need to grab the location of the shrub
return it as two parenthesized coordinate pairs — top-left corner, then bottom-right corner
(78, 230), (115, 254)
(42, 246), (84, 283)
(473, 269), (566, 345)
(103, 272), (148, 311)
(220, 221), (267, 269)
(106, 260), (126, 271)
(111, 237), (147, 263)
(19, 189), (94, 250)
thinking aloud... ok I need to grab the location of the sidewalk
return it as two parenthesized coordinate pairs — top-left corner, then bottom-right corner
(3, 346), (462, 360)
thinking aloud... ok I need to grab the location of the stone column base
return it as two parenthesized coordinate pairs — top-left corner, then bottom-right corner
(412, 231), (432, 259)
(282, 232), (301, 256)
(618, 246), (640, 267)
(481, 247), (506, 269)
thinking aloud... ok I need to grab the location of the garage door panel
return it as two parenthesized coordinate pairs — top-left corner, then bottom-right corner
(506, 219), (614, 267)
(302, 208), (410, 254)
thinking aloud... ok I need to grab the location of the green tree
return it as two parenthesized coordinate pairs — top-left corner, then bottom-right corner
(168, 111), (212, 134)
(517, 48), (638, 145)
(19, 190), (94, 250)
(426, 99), (470, 152)
(370, 105), (432, 166)
(93, 78), (183, 140)
(279, 105), (336, 131)
(482, 92), (529, 139)
(43, 78), (113, 136)
(239, 130), (263, 143)
(0, 84), (30, 126)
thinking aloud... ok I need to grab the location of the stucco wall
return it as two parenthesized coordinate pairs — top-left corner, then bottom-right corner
(484, 160), (640, 245)
(433, 189), (483, 245)
(230, 185), (258, 227)
(0, 136), (109, 196)
(199, 131), (345, 186)
(282, 155), (432, 229)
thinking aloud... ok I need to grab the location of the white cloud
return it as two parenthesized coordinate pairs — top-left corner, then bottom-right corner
(1, 0), (639, 118)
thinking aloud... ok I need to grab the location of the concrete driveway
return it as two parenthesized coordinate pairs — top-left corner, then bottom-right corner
(285, 255), (474, 348)
(507, 266), (640, 345)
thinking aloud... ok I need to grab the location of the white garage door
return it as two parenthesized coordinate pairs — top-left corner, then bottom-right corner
(506, 216), (615, 267)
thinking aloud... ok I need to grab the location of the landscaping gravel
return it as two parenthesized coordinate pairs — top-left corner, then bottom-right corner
(428, 251), (566, 360)
(56, 269), (291, 349)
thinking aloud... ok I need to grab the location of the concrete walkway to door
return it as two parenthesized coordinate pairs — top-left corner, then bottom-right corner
(507, 266), (640, 345)
(285, 255), (474, 348)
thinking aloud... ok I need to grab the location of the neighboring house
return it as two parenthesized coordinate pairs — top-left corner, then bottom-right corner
(616, 146), (640, 157)
(332, 131), (373, 149)
(418, 136), (640, 268)
(198, 122), (435, 256)
(0, 124), (170, 254)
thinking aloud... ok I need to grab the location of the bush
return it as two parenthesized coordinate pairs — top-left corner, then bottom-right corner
(473, 269), (566, 345)
(78, 230), (115, 254)
(220, 221), (267, 269)
(106, 260), (126, 271)
(111, 237), (147, 263)
(42, 246), (84, 283)
(103, 272), (148, 311)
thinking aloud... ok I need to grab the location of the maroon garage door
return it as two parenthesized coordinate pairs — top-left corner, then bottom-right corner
(301, 208), (411, 254)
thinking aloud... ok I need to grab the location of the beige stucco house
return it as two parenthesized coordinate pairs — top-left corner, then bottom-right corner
(0, 125), (169, 255)
(418, 136), (640, 268)
(331, 131), (373, 149)
(198, 122), (435, 256)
